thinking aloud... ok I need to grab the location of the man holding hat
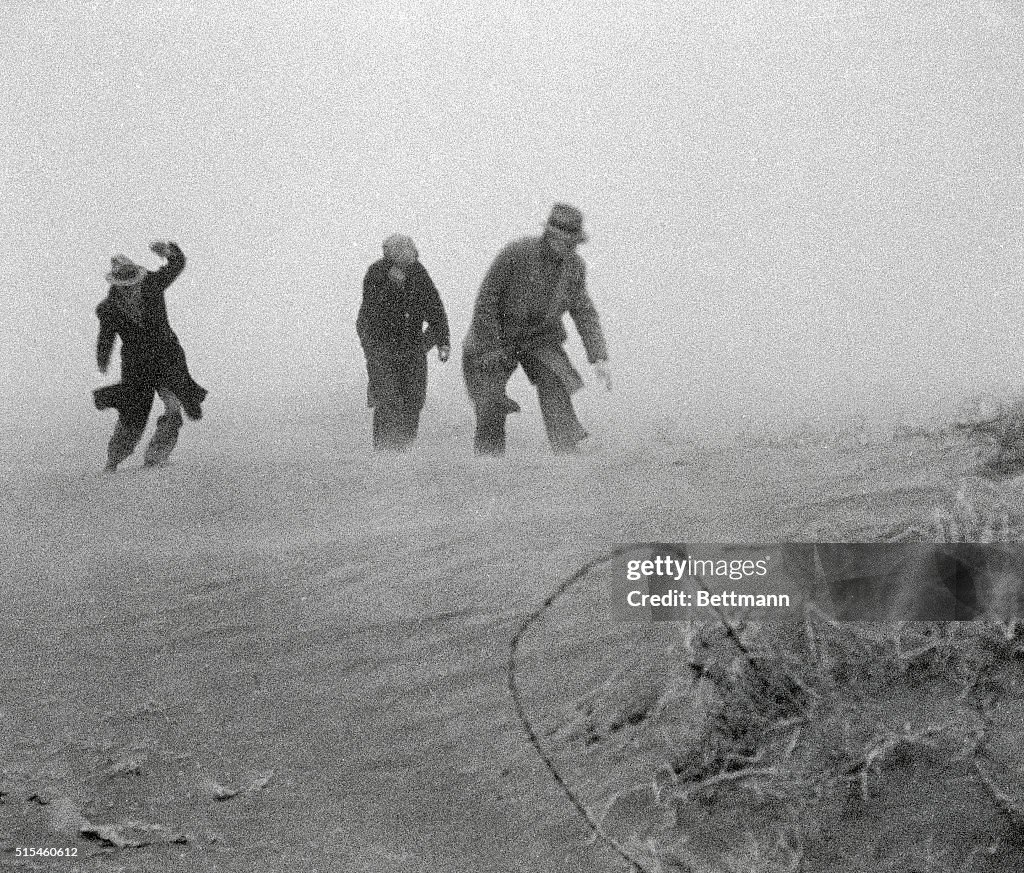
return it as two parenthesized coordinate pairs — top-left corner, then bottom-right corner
(93, 241), (207, 472)
(462, 203), (612, 456)
(357, 234), (451, 451)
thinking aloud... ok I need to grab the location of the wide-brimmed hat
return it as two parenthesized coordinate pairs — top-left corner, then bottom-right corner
(382, 234), (418, 265)
(105, 254), (146, 287)
(544, 203), (588, 243)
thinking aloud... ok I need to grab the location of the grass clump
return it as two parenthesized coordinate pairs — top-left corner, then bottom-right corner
(563, 612), (1024, 873)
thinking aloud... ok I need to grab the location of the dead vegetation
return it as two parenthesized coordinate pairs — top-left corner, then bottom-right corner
(516, 475), (1024, 872)
(949, 396), (1024, 478)
(543, 612), (1024, 873)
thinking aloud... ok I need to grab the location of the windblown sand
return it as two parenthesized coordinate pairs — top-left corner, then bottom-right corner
(1, 394), (1021, 871)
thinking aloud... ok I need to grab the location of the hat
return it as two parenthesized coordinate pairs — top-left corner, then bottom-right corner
(105, 254), (146, 287)
(544, 203), (588, 243)
(382, 234), (418, 265)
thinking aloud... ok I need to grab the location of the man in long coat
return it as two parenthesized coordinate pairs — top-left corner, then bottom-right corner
(462, 204), (612, 456)
(94, 241), (207, 472)
(357, 234), (450, 451)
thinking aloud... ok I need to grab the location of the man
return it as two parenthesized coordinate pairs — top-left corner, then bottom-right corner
(94, 241), (207, 472)
(462, 203), (611, 456)
(357, 234), (450, 451)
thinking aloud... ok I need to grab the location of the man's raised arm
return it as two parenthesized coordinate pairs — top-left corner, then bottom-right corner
(148, 240), (186, 291)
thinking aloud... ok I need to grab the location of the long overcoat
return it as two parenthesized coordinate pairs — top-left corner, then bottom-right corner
(94, 243), (207, 425)
(356, 259), (450, 412)
(462, 236), (608, 408)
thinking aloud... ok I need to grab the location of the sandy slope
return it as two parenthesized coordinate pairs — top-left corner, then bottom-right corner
(0, 398), (1018, 871)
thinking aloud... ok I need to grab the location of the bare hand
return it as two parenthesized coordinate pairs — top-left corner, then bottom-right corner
(437, 345), (450, 363)
(149, 240), (169, 257)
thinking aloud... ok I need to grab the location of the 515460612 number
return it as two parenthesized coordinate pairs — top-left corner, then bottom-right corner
(15, 847), (79, 857)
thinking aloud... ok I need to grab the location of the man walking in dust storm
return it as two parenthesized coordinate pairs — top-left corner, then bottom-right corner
(357, 234), (451, 451)
(93, 241), (207, 472)
(462, 203), (612, 456)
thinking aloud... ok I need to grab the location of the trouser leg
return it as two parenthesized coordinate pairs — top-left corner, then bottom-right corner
(533, 369), (588, 454)
(369, 351), (425, 452)
(401, 352), (426, 450)
(373, 403), (408, 451)
(474, 402), (508, 456)
(401, 406), (422, 447)
(107, 418), (146, 470)
(463, 348), (518, 457)
(143, 389), (184, 467)
(378, 403), (420, 451)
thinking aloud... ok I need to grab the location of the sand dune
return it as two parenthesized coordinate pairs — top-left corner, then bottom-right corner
(1, 394), (1022, 871)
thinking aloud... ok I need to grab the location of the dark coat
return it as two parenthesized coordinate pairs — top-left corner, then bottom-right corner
(462, 236), (608, 408)
(356, 259), (449, 411)
(94, 242), (207, 425)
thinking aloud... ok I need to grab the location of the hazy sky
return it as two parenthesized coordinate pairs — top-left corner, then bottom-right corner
(3, 0), (1022, 421)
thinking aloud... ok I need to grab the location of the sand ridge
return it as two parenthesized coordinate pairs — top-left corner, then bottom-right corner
(1, 407), (1021, 870)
